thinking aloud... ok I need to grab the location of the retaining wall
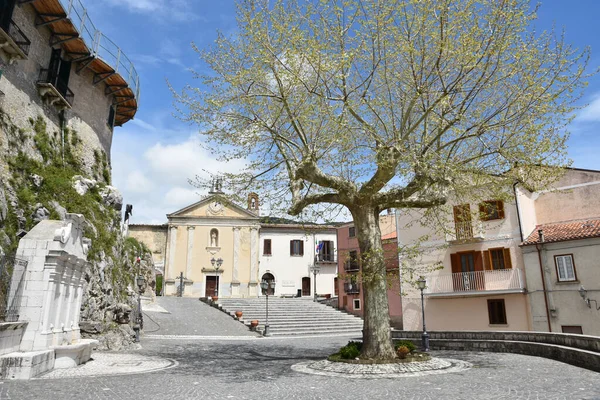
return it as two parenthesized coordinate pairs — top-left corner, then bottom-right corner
(392, 330), (600, 372)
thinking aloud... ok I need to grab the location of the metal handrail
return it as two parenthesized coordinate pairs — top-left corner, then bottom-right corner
(344, 282), (360, 294)
(315, 254), (337, 263)
(425, 269), (525, 294)
(57, 0), (140, 101)
(4, 19), (31, 55)
(344, 261), (360, 272)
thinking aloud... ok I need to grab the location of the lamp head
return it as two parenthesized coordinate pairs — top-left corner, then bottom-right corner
(260, 280), (268, 290)
(416, 276), (426, 290)
(136, 275), (145, 289)
(579, 286), (587, 299)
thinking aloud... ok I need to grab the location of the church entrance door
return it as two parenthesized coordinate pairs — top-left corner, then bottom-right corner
(302, 277), (311, 296)
(206, 276), (219, 297)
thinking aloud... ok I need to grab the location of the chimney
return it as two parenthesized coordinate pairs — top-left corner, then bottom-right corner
(248, 192), (259, 214)
(538, 229), (544, 243)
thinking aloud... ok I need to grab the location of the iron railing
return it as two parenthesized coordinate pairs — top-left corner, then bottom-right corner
(344, 260), (360, 272)
(425, 269), (525, 295)
(3, 19), (31, 56)
(37, 68), (75, 106)
(56, 0), (140, 101)
(315, 253), (337, 263)
(344, 282), (360, 294)
(0, 256), (28, 322)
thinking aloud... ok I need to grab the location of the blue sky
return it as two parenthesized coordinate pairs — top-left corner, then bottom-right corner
(86, 0), (600, 224)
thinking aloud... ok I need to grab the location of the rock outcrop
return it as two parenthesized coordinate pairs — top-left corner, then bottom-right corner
(0, 111), (154, 351)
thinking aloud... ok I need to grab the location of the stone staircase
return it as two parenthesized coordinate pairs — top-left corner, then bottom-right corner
(216, 297), (364, 336)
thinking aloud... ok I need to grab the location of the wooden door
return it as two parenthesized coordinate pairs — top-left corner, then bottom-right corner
(205, 276), (219, 297)
(302, 277), (311, 296)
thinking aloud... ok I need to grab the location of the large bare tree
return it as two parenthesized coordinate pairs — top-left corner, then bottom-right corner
(176, 0), (590, 359)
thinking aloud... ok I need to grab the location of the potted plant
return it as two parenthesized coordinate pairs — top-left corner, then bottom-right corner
(235, 311), (243, 319)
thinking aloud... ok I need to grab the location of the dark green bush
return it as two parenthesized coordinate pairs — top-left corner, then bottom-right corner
(339, 341), (362, 359)
(394, 340), (416, 353)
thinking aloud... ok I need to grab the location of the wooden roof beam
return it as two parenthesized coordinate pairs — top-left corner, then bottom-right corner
(68, 52), (92, 63)
(36, 13), (68, 27)
(105, 85), (128, 96)
(93, 70), (116, 86)
(50, 33), (79, 46)
(113, 96), (135, 105)
(76, 57), (95, 74)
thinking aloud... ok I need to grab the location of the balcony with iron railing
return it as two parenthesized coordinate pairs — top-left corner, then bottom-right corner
(424, 269), (525, 297)
(37, 68), (74, 109)
(344, 282), (360, 294)
(0, 19), (31, 61)
(344, 260), (360, 273)
(446, 220), (485, 242)
(315, 253), (337, 264)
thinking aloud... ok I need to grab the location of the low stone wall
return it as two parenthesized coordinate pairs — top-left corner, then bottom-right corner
(392, 330), (600, 372)
(0, 322), (27, 356)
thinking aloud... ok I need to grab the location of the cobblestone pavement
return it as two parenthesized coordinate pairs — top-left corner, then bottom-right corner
(2, 298), (599, 399)
(1, 336), (599, 400)
(142, 297), (260, 337)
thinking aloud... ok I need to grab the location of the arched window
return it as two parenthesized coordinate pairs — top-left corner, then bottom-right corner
(210, 228), (219, 247)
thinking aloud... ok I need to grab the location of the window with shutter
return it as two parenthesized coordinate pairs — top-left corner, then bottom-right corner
(263, 239), (272, 256)
(290, 240), (303, 256)
(487, 299), (507, 324)
(554, 254), (576, 281)
(479, 200), (504, 221)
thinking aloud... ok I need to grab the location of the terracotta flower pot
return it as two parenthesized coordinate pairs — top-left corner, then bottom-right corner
(235, 311), (243, 319)
(212, 296), (219, 303)
(250, 320), (259, 328)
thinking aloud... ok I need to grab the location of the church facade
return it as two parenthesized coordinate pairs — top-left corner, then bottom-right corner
(129, 191), (339, 299)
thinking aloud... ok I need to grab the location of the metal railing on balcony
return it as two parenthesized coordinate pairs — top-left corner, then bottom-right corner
(344, 282), (360, 294)
(0, 256), (28, 322)
(315, 253), (337, 263)
(38, 68), (74, 106)
(425, 269), (525, 295)
(55, 0), (140, 100)
(4, 19), (31, 56)
(344, 261), (360, 272)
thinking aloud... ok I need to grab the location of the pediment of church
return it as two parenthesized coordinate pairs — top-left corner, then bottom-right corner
(167, 195), (258, 220)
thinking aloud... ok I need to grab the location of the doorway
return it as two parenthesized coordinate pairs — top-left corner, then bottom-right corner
(205, 276), (219, 297)
(302, 277), (311, 296)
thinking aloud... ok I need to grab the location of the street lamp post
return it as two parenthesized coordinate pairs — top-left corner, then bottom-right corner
(210, 257), (223, 299)
(416, 276), (429, 352)
(134, 274), (145, 343)
(310, 264), (320, 302)
(260, 280), (274, 336)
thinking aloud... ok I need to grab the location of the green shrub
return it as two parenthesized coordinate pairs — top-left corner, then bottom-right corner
(394, 340), (416, 353)
(338, 341), (362, 359)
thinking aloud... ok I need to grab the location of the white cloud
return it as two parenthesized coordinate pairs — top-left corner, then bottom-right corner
(100, 0), (202, 22)
(577, 95), (600, 122)
(111, 122), (246, 224)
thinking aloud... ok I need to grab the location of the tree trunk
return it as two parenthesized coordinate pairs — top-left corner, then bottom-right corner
(351, 206), (396, 359)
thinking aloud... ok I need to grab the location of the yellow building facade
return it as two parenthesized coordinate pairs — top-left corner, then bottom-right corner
(162, 194), (261, 298)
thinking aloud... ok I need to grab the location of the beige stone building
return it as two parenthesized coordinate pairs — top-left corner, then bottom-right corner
(129, 192), (262, 298)
(398, 168), (600, 336)
(518, 168), (600, 336)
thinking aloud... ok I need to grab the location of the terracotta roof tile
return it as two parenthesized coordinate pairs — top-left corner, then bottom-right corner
(522, 218), (600, 245)
(381, 231), (397, 240)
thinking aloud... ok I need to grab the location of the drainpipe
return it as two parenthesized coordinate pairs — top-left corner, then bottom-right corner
(535, 229), (552, 332)
(513, 182), (524, 242)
